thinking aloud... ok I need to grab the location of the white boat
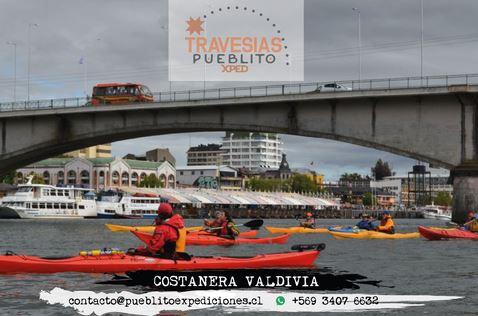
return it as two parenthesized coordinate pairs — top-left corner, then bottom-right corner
(96, 191), (163, 219)
(420, 204), (452, 221)
(0, 177), (97, 219)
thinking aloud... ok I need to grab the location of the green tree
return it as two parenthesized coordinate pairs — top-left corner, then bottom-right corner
(362, 192), (377, 206)
(247, 178), (282, 191)
(434, 191), (452, 207)
(416, 194), (432, 206)
(139, 174), (163, 188)
(371, 159), (392, 180)
(28, 172), (45, 184)
(286, 174), (318, 193)
(1, 170), (16, 184)
(339, 173), (366, 182)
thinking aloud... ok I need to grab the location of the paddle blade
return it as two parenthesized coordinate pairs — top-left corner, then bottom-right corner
(243, 219), (264, 229)
(291, 244), (326, 252)
(131, 231), (153, 245)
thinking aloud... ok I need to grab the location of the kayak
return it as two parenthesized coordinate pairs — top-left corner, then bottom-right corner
(105, 224), (203, 233)
(188, 230), (259, 238)
(418, 226), (478, 240)
(328, 230), (420, 240)
(133, 231), (290, 246)
(327, 226), (360, 233)
(105, 224), (258, 238)
(265, 226), (329, 234)
(0, 246), (324, 274)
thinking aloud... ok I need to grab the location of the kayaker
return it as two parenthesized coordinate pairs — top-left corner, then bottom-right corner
(356, 214), (372, 230)
(204, 211), (240, 239)
(463, 213), (478, 232)
(464, 211), (475, 225)
(375, 211), (395, 234)
(135, 203), (186, 258)
(300, 212), (316, 228)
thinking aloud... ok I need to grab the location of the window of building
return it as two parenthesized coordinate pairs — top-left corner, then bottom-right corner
(67, 170), (76, 184)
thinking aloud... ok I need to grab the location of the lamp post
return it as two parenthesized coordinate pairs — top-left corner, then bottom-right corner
(6, 41), (17, 102)
(352, 8), (362, 86)
(27, 23), (39, 102)
(83, 38), (101, 98)
(160, 25), (172, 95)
(420, 0), (424, 81)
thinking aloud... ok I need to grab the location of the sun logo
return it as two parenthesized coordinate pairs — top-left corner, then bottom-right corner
(186, 17), (204, 35)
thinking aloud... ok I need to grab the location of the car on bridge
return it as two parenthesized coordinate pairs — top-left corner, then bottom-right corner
(90, 83), (154, 106)
(316, 83), (352, 92)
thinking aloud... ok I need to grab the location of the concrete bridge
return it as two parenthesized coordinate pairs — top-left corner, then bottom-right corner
(0, 74), (477, 222)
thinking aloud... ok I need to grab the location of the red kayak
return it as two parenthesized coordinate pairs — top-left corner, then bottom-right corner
(418, 226), (478, 240)
(0, 246), (324, 274)
(188, 230), (258, 238)
(133, 231), (290, 246)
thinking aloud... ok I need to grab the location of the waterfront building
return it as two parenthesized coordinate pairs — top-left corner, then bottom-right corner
(221, 132), (283, 171)
(187, 144), (225, 166)
(64, 144), (112, 158)
(176, 165), (244, 190)
(261, 154), (292, 180)
(146, 148), (176, 166)
(370, 175), (452, 206)
(292, 168), (325, 187)
(123, 148), (176, 166)
(16, 157), (176, 190)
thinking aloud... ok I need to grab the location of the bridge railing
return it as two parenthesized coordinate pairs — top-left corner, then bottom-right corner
(1, 73), (478, 112)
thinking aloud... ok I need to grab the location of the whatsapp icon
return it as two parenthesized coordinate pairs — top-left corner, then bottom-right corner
(276, 296), (285, 306)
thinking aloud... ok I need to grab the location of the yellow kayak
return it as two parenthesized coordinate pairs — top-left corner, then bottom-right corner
(105, 224), (203, 233)
(328, 230), (420, 240)
(265, 226), (329, 234)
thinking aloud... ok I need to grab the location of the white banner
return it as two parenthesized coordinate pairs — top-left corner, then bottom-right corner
(168, 0), (304, 81)
(40, 287), (461, 315)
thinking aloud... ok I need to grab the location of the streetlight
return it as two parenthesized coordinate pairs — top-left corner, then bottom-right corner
(420, 0), (424, 81)
(160, 25), (172, 95)
(27, 23), (39, 102)
(6, 41), (17, 102)
(82, 37), (101, 98)
(352, 8), (362, 86)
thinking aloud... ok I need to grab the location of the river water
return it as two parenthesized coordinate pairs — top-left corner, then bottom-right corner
(0, 218), (476, 315)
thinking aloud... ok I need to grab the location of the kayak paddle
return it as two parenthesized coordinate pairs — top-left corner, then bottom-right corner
(204, 219), (264, 231)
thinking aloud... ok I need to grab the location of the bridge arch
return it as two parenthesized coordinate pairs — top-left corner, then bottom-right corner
(0, 85), (476, 175)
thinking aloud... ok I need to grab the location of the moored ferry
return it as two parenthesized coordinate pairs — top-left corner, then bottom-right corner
(0, 177), (97, 219)
(96, 191), (164, 219)
(420, 204), (452, 221)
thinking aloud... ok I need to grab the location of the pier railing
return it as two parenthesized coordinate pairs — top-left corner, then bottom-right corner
(1, 73), (477, 112)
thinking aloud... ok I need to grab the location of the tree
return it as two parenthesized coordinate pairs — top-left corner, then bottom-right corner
(434, 191), (452, 207)
(28, 172), (45, 184)
(362, 192), (377, 206)
(139, 174), (163, 188)
(247, 174), (318, 193)
(339, 173), (365, 182)
(1, 170), (16, 184)
(287, 174), (318, 193)
(371, 159), (392, 180)
(416, 194), (432, 206)
(247, 178), (282, 192)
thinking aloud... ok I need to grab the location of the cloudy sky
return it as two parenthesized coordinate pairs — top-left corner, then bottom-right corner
(1, 0), (477, 179)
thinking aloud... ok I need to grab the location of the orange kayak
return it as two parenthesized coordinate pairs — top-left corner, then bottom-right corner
(188, 230), (258, 238)
(133, 231), (290, 246)
(418, 226), (478, 240)
(0, 248), (322, 274)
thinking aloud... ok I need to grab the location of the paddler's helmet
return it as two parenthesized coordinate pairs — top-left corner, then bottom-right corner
(383, 210), (391, 218)
(157, 203), (173, 219)
(468, 211), (475, 217)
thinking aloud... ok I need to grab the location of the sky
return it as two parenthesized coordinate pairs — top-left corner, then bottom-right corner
(1, 0), (477, 180)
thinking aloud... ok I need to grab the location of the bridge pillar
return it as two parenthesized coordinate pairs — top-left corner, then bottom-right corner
(451, 161), (478, 224)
